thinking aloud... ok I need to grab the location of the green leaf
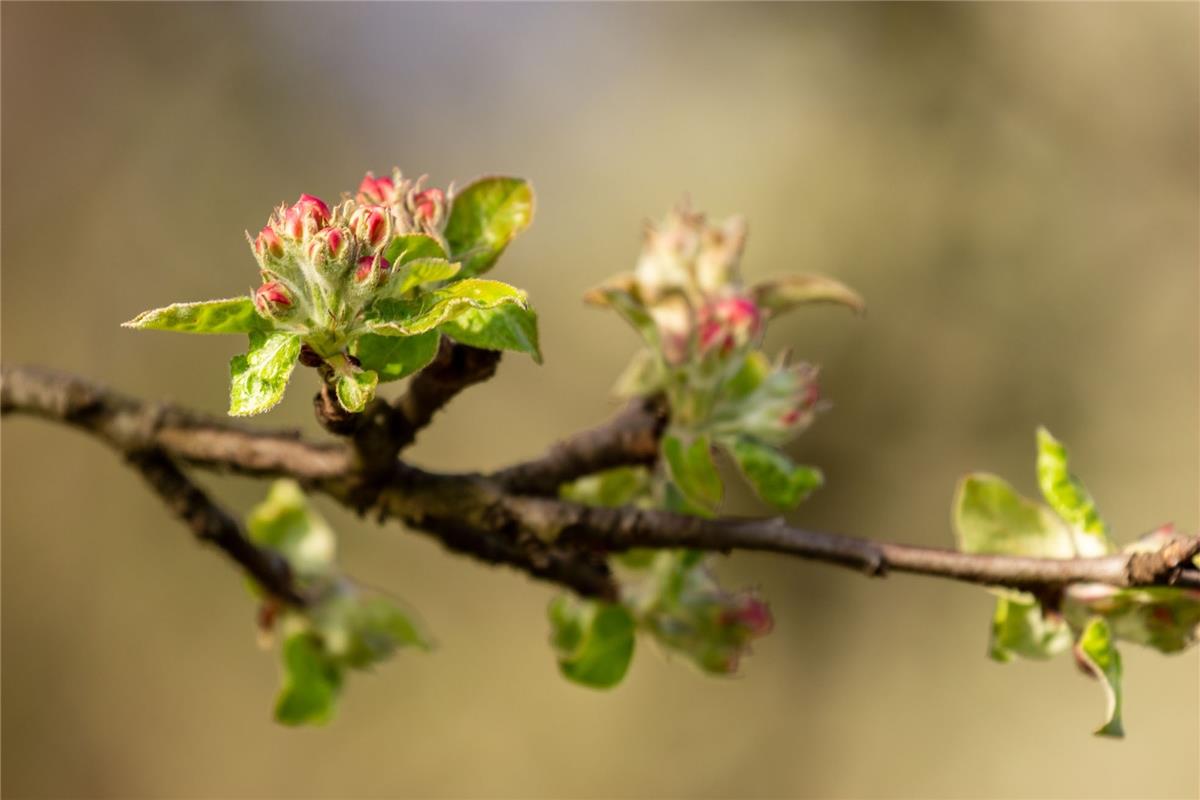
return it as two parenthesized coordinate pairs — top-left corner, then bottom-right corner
(662, 433), (723, 512)
(383, 233), (448, 266)
(725, 435), (823, 511)
(953, 474), (1076, 558)
(351, 331), (440, 383)
(389, 258), (462, 296)
(228, 331), (302, 417)
(1035, 427), (1112, 556)
(721, 351), (772, 402)
(584, 277), (659, 346)
(445, 176), (534, 277)
(988, 596), (1071, 662)
(560, 466), (653, 509)
(335, 369), (378, 413)
(1075, 616), (1124, 738)
(549, 596), (635, 689)
(313, 591), (430, 670)
(123, 297), (271, 334)
(275, 631), (342, 726)
(751, 275), (865, 316)
(441, 303), (542, 363)
(246, 480), (336, 579)
(366, 279), (528, 337)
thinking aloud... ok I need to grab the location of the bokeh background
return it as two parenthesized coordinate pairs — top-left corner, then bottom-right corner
(2, 3), (1197, 798)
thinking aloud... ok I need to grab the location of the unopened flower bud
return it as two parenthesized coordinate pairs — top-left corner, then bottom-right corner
(305, 226), (352, 274)
(411, 188), (445, 226)
(254, 281), (294, 318)
(354, 254), (390, 285)
(357, 173), (398, 205)
(350, 205), (391, 250)
(254, 226), (284, 260)
(282, 194), (331, 239)
(697, 295), (762, 355)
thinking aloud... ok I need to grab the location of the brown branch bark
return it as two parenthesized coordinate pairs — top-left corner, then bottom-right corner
(492, 394), (668, 495)
(127, 449), (307, 605)
(3, 364), (1197, 602)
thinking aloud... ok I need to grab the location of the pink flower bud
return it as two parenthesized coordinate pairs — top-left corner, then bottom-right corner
(355, 254), (390, 283)
(305, 226), (351, 268)
(358, 173), (398, 205)
(282, 194), (331, 239)
(697, 295), (762, 355)
(254, 226), (284, 259)
(412, 188), (445, 224)
(350, 205), (390, 249)
(254, 281), (293, 316)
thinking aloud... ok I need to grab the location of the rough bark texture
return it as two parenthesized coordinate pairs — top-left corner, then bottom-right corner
(3, 362), (1197, 602)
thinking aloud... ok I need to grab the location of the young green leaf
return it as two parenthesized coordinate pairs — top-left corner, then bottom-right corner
(750, 275), (865, 316)
(1035, 427), (1112, 556)
(953, 474), (1076, 558)
(662, 433), (723, 512)
(548, 596), (636, 689)
(275, 631), (343, 726)
(366, 279), (528, 337)
(988, 596), (1071, 663)
(388, 258), (462, 296)
(584, 277), (660, 347)
(228, 331), (302, 417)
(560, 466), (654, 509)
(335, 369), (378, 413)
(312, 591), (430, 670)
(246, 480), (336, 579)
(445, 176), (534, 278)
(123, 297), (271, 334)
(725, 435), (823, 510)
(1075, 616), (1124, 738)
(383, 233), (448, 266)
(441, 303), (542, 363)
(351, 331), (440, 382)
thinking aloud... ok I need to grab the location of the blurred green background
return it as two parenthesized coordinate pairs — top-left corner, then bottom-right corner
(2, 3), (1197, 798)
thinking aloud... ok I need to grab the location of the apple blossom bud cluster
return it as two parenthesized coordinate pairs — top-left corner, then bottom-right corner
(244, 170), (454, 356)
(356, 168), (451, 250)
(633, 553), (774, 675)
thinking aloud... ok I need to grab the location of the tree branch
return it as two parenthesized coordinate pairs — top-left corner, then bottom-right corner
(492, 395), (668, 495)
(4, 364), (1197, 603)
(127, 449), (307, 605)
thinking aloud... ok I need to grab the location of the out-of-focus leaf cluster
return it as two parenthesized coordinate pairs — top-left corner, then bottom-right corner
(954, 427), (1200, 737)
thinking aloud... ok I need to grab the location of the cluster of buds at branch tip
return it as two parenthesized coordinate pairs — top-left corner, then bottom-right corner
(354, 168), (452, 245)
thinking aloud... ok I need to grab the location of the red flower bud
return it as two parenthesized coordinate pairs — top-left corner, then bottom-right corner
(354, 254), (390, 283)
(358, 173), (398, 205)
(412, 188), (445, 224)
(697, 295), (762, 355)
(282, 194), (331, 239)
(254, 226), (284, 259)
(350, 205), (390, 249)
(305, 226), (351, 268)
(254, 281), (293, 315)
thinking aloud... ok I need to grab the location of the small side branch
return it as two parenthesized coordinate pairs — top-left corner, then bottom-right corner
(492, 395), (668, 495)
(310, 338), (501, 476)
(127, 449), (306, 605)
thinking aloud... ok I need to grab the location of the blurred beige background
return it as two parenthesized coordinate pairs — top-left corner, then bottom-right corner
(2, 3), (1197, 798)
